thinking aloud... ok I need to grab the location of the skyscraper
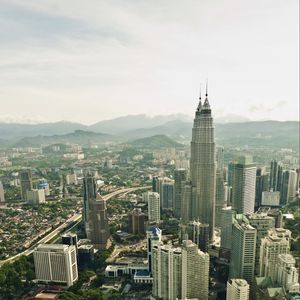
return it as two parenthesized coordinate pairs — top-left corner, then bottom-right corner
(181, 240), (209, 300)
(161, 179), (174, 210)
(146, 226), (162, 273)
(227, 279), (249, 300)
(259, 228), (291, 279)
(144, 191), (160, 224)
(0, 181), (5, 205)
(220, 207), (236, 253)
(232, 156), (256, 214)
(230, 216), (257, 283)
(19, 169), (33, 201)
(88, 193), (110, 249)
(83, 172), (97, 237)
(173, 168), (187, 218)
(128, 208), (145, 235)
(189, 88), (216, 239)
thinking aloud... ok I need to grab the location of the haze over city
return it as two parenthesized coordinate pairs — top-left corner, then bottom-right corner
(0, 0), (298, 124)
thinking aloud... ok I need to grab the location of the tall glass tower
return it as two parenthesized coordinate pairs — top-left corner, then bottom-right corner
(190, 87), (216, 239)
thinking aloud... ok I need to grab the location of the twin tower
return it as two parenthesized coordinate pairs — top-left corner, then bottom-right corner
(183, 86), (216, 239)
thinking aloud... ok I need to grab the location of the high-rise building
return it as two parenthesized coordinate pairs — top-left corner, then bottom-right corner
(230, 216), (257, 283)
(220, 207), (236, 253)
(83, 173), (97, 237)
(146, 226), (162, 273)
(88, 194), (110, 249)
(186, 220), (209, 252)
(0, 181), (5, 205)
(259, 228), (291, 279)
(261, 191), (280, 206)
(275, 254), (300, 293)
(189, 89), (216, 239)
(255, 167), (269, 208)
(152, 240), (209, 300)
(232, 156), (256, 214)
(20, 169), (33, 201)
(215, 169), (227, 227)
(173, 168), (187, 218)
(161, 179), (174, 210)
(26, 189), (46, 204)
(270, 160), (279, 192)
(287, 170), (298, 202)
(33, 244), (78, 287)
(181, 182), (192, 224)
(246, 213), (275, 275)
(128, 208), (145, 235)
(62, 233), (78, 249)
(144, 191), (160, 224)
(181, 240), (209, 300)
(227, 279), (249, 300)
(152, 243), (182, 300)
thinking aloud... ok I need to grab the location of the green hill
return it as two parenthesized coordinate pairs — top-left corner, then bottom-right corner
(129, 134), (183, 149)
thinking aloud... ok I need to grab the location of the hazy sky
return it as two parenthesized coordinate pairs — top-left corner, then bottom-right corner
(0, 0), (298, 124)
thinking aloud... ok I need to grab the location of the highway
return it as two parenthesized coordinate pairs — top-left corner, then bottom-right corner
(0, 185), (150, 267)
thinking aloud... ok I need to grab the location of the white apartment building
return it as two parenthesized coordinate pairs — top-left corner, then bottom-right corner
(227, 279), (249, 300)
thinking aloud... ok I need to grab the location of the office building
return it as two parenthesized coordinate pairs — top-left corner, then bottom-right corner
(220, 207), (236, 253)
(26, 189), (46, 204)
(83, 173), (97, 237)
(161, 179), (174, 210)
(261, 191), (281, 207)
(34, 244), (78, 287)
(247, 213), (275, 275)
(173, 168), (187, 218)
(181, 240), (209, 300)
(232, 156), (256, 214)
(37, 179), (50, 196)
(255, 167), (269, 208)
(66, 174), (78, 185)
(189, 89), (216, 239)
(144, 191), (160, 224)
(227, 279), (249, 300)
(186, 220), (209, 252)
(146, 226), (162, 273)
(275, 254), (300, 293)
(215, 169), (227, 227)
(128, 208), (145, 235)
(0, 181), (5, 204)
(62, 233), (78, 252)
(259, 228), (291, 279)
(20, 169), (33, 201)
(88, 194), (110, 249)
(270, 160), (279, 192)
(230, 216), (257, 283)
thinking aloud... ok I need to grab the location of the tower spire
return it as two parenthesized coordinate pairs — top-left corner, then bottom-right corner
(197, 84), (202, 112)
(203, 79), (210, 108)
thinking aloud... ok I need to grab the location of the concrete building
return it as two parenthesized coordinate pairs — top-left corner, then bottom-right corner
(255, 167), (269, 208)
(275, 254), (300, 293)
(232, 156), (256, 214)
(173, 168), (187, 218)
(215, 169), (227, 227)
(128, 208), (145, 235)
(20, 169), (33, 201)
(259, 228), (291, 279)
(83, 173), (97, 238)
(33, 244), (78, 287)
(227, 279), (249, 300)
(26, 189), (46, 204)
(144, 191), (160, 224)
(181, 240), (209, 300)
(186, 220), (209, 252)
(0, 181), (5, 204)
(146, 226), (162, 273)
(66, 174), (78, 185)
(152, 243), (182, 300)
(261, 191), (281, 207)
(220, 207), (236, 252)
(161, 179), (174, 210)
(230, 216), (257, 283)
(37, 179), (50, 196)
(189, 90), (216, 239)
(88, 194), (110, 249)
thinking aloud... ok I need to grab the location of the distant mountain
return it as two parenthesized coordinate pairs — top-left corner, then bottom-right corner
(129, 134), (183, 149)
(14, 130), (111, 147)
(89, 114), (190, 134)
(0, 121), (87, 139)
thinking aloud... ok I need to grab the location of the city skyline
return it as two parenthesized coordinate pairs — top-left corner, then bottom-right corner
(0, 0), (298, 124)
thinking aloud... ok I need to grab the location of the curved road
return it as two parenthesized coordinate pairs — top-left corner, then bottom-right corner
(0, 185), (150, 267)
